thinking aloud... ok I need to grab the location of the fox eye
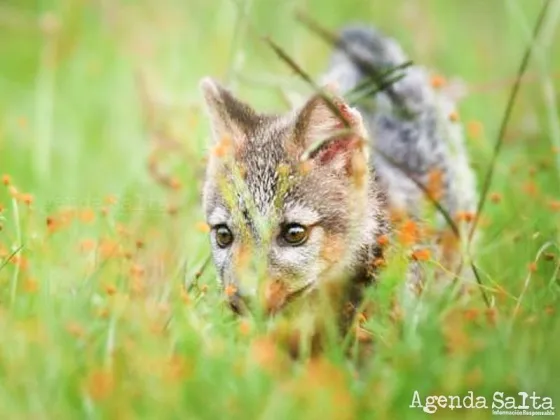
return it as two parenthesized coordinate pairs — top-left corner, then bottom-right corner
(280, 223), (309, 246)
(214, 225), (234, 248)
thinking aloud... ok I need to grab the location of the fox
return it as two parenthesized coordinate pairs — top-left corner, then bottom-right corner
(199, 25), (477, 328)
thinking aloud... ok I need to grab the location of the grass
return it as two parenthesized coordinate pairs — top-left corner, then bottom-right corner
(0, 0), (559, 418)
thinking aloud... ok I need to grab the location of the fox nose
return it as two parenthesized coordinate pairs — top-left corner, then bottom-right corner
(225, 271), (258, 315)
(229, 245), (287, 315)
(227, 291), (248, 315)
(228, 275), (289, 316)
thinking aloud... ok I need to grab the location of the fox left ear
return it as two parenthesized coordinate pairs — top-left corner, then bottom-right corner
(293, 93), (368, 171)
(200, 77), (257, 148)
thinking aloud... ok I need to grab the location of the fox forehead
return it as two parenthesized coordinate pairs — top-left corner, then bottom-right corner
(205, 162), (348, 241)
(205, 159), (299, 230)
(205, 119), (295, 217)
(202, 103), (355, 237)
(205, 159), (326, 240)
(207, 196), (322, 228)
(240, 148), (284, 216)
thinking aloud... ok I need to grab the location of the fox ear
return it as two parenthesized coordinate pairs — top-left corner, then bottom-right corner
(294, 93), (367, 171)
(200, 77), (257, 146)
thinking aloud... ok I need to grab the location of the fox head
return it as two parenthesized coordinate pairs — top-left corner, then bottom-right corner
(200, 78), (387, 315)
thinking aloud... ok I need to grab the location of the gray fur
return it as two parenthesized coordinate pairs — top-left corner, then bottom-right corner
(322, 25), (477, 221)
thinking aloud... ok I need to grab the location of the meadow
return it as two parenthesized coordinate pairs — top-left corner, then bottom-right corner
(0, 0), (559, 418)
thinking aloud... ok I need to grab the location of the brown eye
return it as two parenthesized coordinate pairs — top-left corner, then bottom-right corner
(215, 225), (234, 248)
(281, 223), (309, 246)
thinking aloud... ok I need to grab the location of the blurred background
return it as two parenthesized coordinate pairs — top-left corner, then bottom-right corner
(0, 0), (559, 418)
(1, 0), (558, 198)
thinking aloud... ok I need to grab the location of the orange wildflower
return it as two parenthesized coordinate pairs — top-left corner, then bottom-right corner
(104, 284), (117, 296)
(427, 169), (443, 200)
(99, 239), (121, 258)
(490, 192), (502, 203)
(11, 255), (29, 271)
(212, 135), (233, 158)
(549, 200), (560, 212)
(456, 211), (475, 223)
(398, 219), (420, 246)
(46, 216), (59, 233)
(239, 319), (251, 336)
(224, 283), (237, 297)
(376, 234), (389, 246)
(86, 369), (114, 401)
(66, 322), (85, 338)
(79, 208), (96, 224)
(467, 120), (483, 139)
(249, 337), (279, 369)
(24, 278), (38, 293)
(20, 193), (33, 206)
(463, 308), (479, 321)
(411, 248), (431, 261)
(130, 264), (145, 278)
(195, 221), (210, 233)
(522, 181), (538, 197)
(448, 111), (459, 122)
(169, 176), (182, 190)
(430, 74), (446, 89)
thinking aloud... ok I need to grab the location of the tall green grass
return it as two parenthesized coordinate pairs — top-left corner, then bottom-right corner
(0, 0), (559, 418)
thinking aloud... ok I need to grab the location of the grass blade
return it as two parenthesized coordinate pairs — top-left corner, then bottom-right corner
(468, 0), (554, 244)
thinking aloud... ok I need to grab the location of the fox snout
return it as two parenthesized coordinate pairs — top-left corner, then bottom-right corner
(225, 251), (307, 316)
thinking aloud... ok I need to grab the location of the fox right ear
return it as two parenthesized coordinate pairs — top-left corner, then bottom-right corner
(200, 78), (257, 147)
(293, 93), (368, 171)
